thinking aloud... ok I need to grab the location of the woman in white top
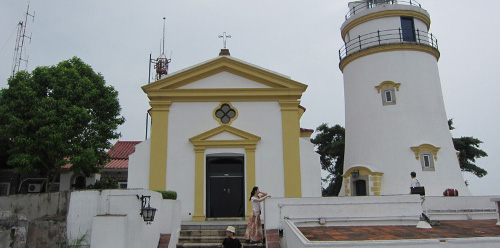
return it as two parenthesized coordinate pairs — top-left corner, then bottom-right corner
(243, 186), (271, 244)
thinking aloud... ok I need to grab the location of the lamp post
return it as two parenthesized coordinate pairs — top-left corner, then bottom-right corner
(352, 169), (360, 179)
(137, 195), (157, 224)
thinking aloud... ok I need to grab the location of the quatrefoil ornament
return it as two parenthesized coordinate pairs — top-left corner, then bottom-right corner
(214, 103), (237, 125)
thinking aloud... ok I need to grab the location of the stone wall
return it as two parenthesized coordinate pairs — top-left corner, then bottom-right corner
(0, 211), (27, 248)
(0, 191), (70, 247)
(0, 191), (69, 221)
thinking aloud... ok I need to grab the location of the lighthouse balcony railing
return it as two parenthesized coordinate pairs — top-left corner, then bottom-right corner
(346, 0), (422, 20)
(339, 28), (438, 61)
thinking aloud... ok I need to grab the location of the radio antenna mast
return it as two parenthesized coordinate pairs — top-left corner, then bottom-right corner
(152, 17), (171, 81)
(11, 3), (35, 77)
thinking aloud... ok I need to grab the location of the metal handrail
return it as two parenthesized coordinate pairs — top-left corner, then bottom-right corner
(345, 0), (422, 20)
(339, 28), (438, 61)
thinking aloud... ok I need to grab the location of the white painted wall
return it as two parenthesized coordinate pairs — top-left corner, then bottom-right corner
(342, 48), (470, 196)
(263, 195), (423, 230)
(163, 100), (285, 220)
(127, 139), (150, 189)
(90, 215), (127, 248)
(299, 138), (322, 197)
(178, 71), (271, 89)
(425, 196), (498, 220)
(66, 190), (181, 248)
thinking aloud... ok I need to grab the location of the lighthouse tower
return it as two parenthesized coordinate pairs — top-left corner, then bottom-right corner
(339, 0), (470, 196)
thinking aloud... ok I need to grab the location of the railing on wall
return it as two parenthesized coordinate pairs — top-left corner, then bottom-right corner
(345, 0), (422, 20)
(339, 28), (438, 61)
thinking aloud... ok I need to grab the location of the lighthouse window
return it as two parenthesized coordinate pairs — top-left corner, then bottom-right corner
(401, 17), (416, 42)
(381, 88), (396, 106)
(384, 90), (392, 102)
(420, 153), (435, 171)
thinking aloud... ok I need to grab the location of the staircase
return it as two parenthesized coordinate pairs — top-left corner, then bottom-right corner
(175, 221), (265, 248)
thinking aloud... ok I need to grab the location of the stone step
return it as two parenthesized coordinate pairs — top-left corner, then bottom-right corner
(176, 221), (265, 248)
(181, 224), (248, 230)
(176, 242), (265, 248)
(180, 229), (247, 237)
(178, 236), (252, 244)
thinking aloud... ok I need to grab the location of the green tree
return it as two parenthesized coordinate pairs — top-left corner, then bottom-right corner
(0, 57), (125, 192)
(310, 123), (345, 196)
(448, 119), (488, 177)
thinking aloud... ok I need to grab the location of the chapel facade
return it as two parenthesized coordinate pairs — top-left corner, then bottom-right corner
(128, 51), (322, 221)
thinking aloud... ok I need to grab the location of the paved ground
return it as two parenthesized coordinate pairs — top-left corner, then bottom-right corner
(299, 220), (500, 241)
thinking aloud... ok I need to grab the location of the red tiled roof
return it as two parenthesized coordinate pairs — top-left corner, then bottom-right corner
(62, 141), (141, 170)
(300, 128), (314, 133)
(103, 141), (141, 169)
(107, 141), (142, 159)
(104, 159), (129, 169)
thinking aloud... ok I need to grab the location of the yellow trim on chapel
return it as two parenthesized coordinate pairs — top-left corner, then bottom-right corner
(142, 55), (308, 220)
(142, 56), (307, 103)
(189, 125), (261, 221)
(280, 100), (302, 198)
(341, 9), (431, 40)
(148, 101), (171, 190)
(375, 81), (401, 93)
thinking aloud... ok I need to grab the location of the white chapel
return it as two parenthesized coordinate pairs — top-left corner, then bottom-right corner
(127, 50), (322, 221)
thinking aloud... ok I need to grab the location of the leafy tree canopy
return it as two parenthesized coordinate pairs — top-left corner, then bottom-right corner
(310, 123), (345, 196)
(448, 119), (488, 177)
(0, 57), (125, 191)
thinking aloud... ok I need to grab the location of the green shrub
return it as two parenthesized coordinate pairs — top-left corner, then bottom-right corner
(87, 177), (119, 189)
(155, 190), (177, 199)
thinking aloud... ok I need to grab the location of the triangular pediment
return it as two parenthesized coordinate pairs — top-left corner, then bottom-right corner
(177, 71), (271, 89)
(142, 56), (307, 102)
(189, 125), (261, 148)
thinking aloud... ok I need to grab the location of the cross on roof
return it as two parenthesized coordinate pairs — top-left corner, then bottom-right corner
(218, 32), (231, 49)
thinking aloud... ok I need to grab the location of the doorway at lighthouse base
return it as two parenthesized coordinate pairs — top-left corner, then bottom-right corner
(206, 155), (245, 218)
(343, 167), (383, 196)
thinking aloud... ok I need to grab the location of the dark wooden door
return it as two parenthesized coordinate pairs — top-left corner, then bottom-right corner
(206, 156), (244, 218)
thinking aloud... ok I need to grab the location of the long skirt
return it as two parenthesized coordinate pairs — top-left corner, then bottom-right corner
(244, 210), (263, 242)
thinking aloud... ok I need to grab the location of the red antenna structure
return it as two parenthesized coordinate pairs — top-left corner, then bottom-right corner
(11, 3), (35, 77)
(152, 17), (171, 81)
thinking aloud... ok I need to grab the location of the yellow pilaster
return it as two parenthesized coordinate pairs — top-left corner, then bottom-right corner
(279, 100), (302, 198)
(245, 147), (256, 220)
(192, 147), (206, 221)
(148, 101), (171, 190)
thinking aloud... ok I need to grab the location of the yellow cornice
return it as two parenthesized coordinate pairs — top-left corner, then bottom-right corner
(146, 88), (304, 102)
(279, 100), (301, 110)
(411, 143), (441, 160)
(189, 125), (261, 149)
(142, 56), (307, 93)
(341, 10), (431, 40)
(149, 101), (172, 111)
(339, 43), (440, 71)
(375, 81), (401, 93)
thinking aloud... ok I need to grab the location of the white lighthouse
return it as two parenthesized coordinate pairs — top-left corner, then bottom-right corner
(339, 0), (471, 196)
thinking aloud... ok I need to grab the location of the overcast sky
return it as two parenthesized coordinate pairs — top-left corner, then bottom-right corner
(1, 0), (498, 196)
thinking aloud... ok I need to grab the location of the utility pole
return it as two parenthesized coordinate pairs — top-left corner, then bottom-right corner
(11, 4), (35, 77)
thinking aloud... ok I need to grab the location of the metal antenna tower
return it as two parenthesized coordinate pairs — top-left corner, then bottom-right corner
(11, 3), (35, 77)
(151, 17), (171, 81)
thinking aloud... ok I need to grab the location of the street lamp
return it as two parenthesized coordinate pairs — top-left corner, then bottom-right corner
(352, 169), (360, 178)
(137, 195), (157, 224)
